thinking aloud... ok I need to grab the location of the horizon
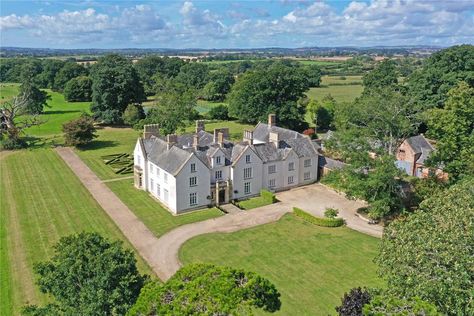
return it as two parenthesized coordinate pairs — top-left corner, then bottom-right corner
(1, 0), (473, 49)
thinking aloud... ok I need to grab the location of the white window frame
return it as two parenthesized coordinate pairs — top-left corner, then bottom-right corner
(150, 178), (154, 191)
(288, 176), (294, 185)
(156, 167), (160, 177)
(216, 156), (221, 165)
(189, 192), (197, 206)
(245, 154), (251, 164)
(164, 173), (168, 184)
(156, 183), (161, 197)
(244, 167), (252, 180)
(304, 172), (311, 180)
(268, 165), (276, 174)
(269, 179), (275, 188)
(150, 163), (154, 173)
(244, 182), (251, 195)
(191, 163), (196, 173)
(164, 189), (169, 202)
(304, 159), (312, 168)
(215, 170), (222, 180)
(288, 162), (295, 171)
(189, 176), (197, 187)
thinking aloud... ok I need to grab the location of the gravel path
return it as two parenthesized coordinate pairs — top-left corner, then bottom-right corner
(55, 147), (289, 280)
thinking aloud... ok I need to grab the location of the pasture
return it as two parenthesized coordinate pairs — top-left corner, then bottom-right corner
(0, 149), (153, 316)
(180, 214), (384, 315)
(307, 75), (364, 104)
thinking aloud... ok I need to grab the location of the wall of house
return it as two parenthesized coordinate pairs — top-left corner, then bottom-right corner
(298, 156), (318, 185)
(396, 141), (416, 176)
(133, 139), (148, 190)
(231, 147), (263, 200)
(175, 155), (211, 214)
(210, 149), (231, 183)
(147, 161), (178, 213)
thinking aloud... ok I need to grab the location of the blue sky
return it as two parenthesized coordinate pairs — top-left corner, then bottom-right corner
(1, 0), (473, 48)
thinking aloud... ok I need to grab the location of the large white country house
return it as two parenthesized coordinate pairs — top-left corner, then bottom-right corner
(134, 114), (320, 214)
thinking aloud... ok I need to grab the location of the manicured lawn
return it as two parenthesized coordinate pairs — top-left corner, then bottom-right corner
(106, 180), (223, 237)
(180, 214), (383, 315)
(237, 196), (274, 210)
(76, 127), (140, 180)
(0, 83), (20, 103)
(0, 149), (153, 316)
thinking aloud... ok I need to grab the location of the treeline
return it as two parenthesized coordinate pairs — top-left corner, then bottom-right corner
(315, 44), (473, 219)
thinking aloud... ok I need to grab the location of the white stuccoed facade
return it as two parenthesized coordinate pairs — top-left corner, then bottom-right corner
(134, 115), (320, 214)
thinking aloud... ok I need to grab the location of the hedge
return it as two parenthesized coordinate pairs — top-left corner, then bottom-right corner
(293, 207), (344, 227)
(260, 189), (277, 203)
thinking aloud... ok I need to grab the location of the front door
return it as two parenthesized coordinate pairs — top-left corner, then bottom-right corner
(218, 189), (226, 204)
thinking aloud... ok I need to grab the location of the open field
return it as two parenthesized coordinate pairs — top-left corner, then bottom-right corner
(180, 214), (383, 315)
(0, 149), (153, 316)
(196, 99), (226, 114)
(0, 83), (20, 103)
(107, 180), (223, 237)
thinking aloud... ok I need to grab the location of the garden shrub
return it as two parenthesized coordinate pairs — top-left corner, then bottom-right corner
(293, 207), (344, 227)
(260, 189), (277, 203)
(324, 208), (339, 218)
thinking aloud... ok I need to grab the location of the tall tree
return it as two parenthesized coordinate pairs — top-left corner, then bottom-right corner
(18, 81), (50, 115)
(174, 62), (210, 89)
(425, 81), (474, 180)
(201, 68), (235, 101)
(228, 63), (309, 130)
(36, 59), (66, 89)
(25, 232), (147, 315)
(143, 82), (197, 135)
(376, 179), (474, 315)
(407, 44), (474, 110)
(334, 87), (420, 155)
(63, 76), (92, 102)
(362, 59), (398, 92)
(303, 64), (322, 87)
(62, 114), (97, 147)
(128, 263), (280, 316)
(90, 54), (145, 124)
(53, 62), (88, 91)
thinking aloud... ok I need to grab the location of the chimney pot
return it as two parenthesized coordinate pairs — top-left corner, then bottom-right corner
(166, 134), (177, 149)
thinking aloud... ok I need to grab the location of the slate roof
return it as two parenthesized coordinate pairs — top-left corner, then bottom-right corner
(405, 135), (434, 164)
(252, 122), (303, 142)
(319, 156), (346, 170)
(141, 121), (319, 174)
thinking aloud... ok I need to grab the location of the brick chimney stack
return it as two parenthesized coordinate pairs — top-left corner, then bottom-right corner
(166, 134), (177, 150)
(143, 124), (159, 139)
(268, 114), (276, 127)
(243, 130), (254, 145)
(193, 134), (199, 149)
(195, 120), (205, 133)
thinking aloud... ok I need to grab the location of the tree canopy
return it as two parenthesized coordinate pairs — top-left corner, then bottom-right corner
(376, 179), (474, 315)
(174, 62), (210, 90)
(362, 59), (398, 92)
(63, 76), (92, 102)
(90, 54), (145, 124)
(62, 113), (97, 146)
(53, 62), (88, 91)
(18, 81), (50, 115)
(128, 263), (281, 316)
(407, 44), (474, 110)
(228, 62), (309, 130)
(25, 232), (147, 315)
(424, 81), (474, 181)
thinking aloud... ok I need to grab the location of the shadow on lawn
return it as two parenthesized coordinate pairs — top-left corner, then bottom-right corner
(78, 140), (119, 151)
(43, 110), (82, 115)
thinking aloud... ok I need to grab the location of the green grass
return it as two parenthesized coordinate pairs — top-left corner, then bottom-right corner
(0, 149), (153, 316)
(106, 180), (223, 237)
(237, 196), (274, 210)
(180, 214), (383, 316)
(0, 83), (20, 103)
(76, 127), (140, 180)
(196, 100), (227, 114)
(306, 75), (364, 104)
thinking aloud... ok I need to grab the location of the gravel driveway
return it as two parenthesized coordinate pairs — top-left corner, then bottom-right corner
(276, 184), (383, 238)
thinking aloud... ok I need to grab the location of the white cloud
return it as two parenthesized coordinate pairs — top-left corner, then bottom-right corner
(0, 0), (473, 47)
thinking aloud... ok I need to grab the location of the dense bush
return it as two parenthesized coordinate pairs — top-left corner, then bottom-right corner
(122, 104), (145, 126)
(335, 287), (372, 316)
(63, 76), (92, 102)
(62, 114), (97, 147)
(293, 207), (344, 227)
(207, 104), (229, 120)
(260, 189), (277, 203)
(0, 135), (27, 150)
(128, 263), (280, 315)
(324, 208), (339, 218)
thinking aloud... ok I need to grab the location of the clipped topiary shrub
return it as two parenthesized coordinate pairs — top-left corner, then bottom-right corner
(293, 207), (344, 227)
(260, 189), (277, 203)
